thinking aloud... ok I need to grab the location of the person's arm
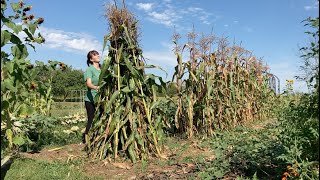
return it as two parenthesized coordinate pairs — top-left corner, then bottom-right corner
(85, 78), (99, 90)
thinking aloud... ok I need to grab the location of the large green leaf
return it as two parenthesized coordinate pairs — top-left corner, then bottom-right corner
(3, 79), (17, 92)
(123, 58), (141, 79)
(107, 90), (119, 108)
(17, 103), (32, 116)
(1, 30), (11, 47)
(121, 86), (132, 93)
(10, 2), (20, 12)
(150, 100), (161, 110)
(5, 61), (14, 73)
(28, 23), (37, 35)
(1, 100), (10, 110)
(13, 135), (25, 146)
(4, 21), (22, 34)
(10, 33), (22, 44)
(123, 132), (135, 150)
(11, 44), (28, 59)
(23, 28), (34, 41)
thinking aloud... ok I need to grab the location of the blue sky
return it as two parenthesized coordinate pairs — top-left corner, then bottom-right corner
(11, 0), (319, 92)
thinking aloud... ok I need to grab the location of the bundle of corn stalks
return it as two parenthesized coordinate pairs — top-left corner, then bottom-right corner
(172, 29), (277, 138)
(85, 2), (167, 162)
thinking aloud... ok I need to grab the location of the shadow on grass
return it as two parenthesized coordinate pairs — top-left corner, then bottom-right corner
(1, 158), (13, 180)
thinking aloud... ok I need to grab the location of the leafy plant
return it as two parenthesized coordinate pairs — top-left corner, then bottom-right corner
(1, 0), (65, 157)
(1, 0), (46, 153)
(275, 16), (319, 180)
(50, 66), (85, 100)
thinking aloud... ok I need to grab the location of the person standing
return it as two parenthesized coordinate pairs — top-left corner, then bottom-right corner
(83, 50), (101, 143)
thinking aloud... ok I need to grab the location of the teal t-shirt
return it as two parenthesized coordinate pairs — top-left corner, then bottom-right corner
(84, 65), (101, 102)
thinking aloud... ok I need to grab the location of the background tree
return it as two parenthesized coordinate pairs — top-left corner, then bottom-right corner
(51, 66), (85, 101)
(298, 17), (319, 93)
(33, 65), (84, 101)
(1, 0), (63, 174)
(297, 16), (319, 118)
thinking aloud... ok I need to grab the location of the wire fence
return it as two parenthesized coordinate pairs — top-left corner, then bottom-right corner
(51, 90), (86, 117)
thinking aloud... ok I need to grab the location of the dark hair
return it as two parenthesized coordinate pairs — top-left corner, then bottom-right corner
(87, 50), (100, 66)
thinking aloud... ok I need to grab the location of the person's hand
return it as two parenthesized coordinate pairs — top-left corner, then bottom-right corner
(95, 86), (100, 90)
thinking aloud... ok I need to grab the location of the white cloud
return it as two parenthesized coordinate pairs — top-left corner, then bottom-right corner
(187, 7), (203, 12)
(187, 7), (214, 25)
(243, 26), (253, 33)
(144, 51), (176, 66)
(147, 10), (180, 27)
(2, 25), (103, 54)
(136, 3), (154, 11)
(39, 27), (103, 54)
(202, 21), (211, 25)
(144, 41), (177, 67)
(135, 1), (218, 28)
(304, 1), (319, 11)
(304, 6), (313, 10)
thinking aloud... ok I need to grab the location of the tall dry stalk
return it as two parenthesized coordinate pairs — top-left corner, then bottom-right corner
(85, 2), (166, 162)
(171, 29), (277, 138)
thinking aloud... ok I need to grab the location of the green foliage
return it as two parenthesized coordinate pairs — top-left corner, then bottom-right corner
(21, 114), (82, 151)
(275, 93), (319, 179)
(50, 66), (84, 100)
(156, 98), (177, 135)
(1, 0), (47, 153)
(196, 124), (286, 179)
(273, 16), (319, 180)
(298, 17), (319, 95)
(1, 113), (84, 155)
(1, 0), (68, 156)
(263, 92), (319, 178)
(165, 82), (178, 97)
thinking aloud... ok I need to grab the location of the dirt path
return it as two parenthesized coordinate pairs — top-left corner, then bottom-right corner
(20, 139), (215, 179)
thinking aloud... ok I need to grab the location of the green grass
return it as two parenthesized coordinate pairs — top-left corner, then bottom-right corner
(182, 156), (193, 163)
(4, 158), (104, 180)
(154, 159), (167, 167)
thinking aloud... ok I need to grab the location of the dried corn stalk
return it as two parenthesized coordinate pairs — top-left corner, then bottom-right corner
(85, 2), (166, 162)
(172, 30), (276, 138)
